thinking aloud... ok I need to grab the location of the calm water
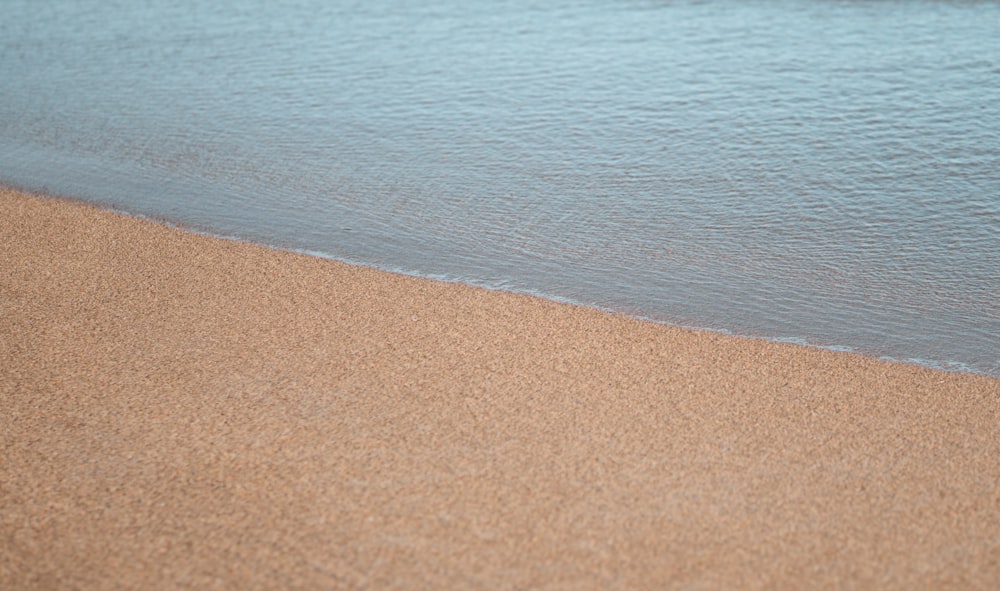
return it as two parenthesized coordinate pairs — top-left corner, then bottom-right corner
(2, 0), (998, 376)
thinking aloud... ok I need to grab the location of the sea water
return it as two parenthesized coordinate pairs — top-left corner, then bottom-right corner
(2, 0), (998, 376)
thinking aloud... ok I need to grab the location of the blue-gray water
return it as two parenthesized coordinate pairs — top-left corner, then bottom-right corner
(2, 0), (998, 376)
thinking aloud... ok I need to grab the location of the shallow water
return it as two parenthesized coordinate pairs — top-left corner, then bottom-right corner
(2, 0), (998, 376)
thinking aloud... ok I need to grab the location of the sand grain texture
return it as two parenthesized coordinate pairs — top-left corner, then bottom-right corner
(2, 187), (999, 589)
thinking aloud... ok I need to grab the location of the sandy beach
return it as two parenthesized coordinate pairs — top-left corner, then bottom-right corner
(2, 186), (998, 589)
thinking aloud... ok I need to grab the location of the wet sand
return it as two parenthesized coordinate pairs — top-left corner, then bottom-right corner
(2, 186), (998, 589)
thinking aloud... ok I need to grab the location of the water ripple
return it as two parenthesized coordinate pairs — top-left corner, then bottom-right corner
(1, 0), (998, 376)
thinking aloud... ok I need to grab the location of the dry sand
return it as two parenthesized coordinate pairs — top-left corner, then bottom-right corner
(2, 186), (998, 589)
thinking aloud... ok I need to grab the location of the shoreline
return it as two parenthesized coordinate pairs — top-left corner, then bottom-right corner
(7, 181), (992, 381)
(3, 187), (999, 588)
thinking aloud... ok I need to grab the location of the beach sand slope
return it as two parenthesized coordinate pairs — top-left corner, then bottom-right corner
(2, 187), (998, 589)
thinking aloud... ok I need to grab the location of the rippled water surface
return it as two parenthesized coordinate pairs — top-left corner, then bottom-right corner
(2, 0), (998, 375)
